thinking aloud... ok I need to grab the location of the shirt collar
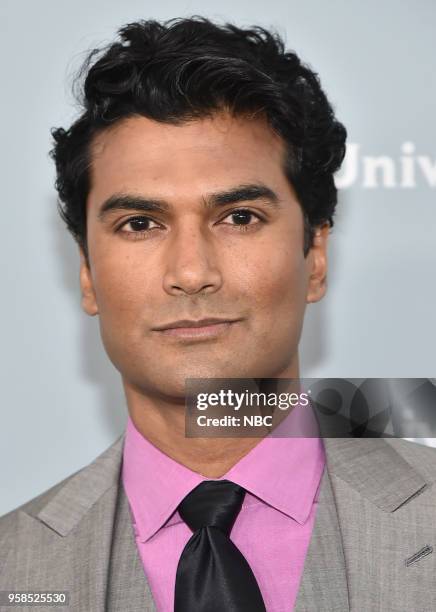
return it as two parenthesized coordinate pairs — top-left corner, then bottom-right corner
(122, 402), (325, 543)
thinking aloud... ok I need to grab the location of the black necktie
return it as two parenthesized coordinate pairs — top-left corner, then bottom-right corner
(174, 479), (267, 612)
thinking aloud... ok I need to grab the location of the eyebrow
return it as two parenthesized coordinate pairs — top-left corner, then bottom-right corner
(97, 183), (281, 221)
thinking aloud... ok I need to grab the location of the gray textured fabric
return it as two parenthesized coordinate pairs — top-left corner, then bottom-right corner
(105, 476), (156, 612)
(2, 435), (436, 611)
(294, 466), (349, 612)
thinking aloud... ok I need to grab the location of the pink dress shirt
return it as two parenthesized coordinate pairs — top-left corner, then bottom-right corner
(122, 405), (325, 611)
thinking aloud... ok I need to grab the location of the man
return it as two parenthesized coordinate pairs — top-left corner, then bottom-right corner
(1, 16), (436, 612)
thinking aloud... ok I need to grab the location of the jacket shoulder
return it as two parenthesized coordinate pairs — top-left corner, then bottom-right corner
(0, 469), (81, 548)
(0, 434), (125, 546)
(386, 437), (436, 483)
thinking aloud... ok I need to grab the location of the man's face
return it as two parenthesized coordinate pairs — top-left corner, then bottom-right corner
(80, 112), (328, 400)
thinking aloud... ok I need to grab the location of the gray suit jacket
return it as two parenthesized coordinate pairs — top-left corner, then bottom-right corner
(2, 435), (436, 611)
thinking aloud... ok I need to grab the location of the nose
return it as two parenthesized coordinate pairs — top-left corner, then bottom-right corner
(162, 221), (223, 297)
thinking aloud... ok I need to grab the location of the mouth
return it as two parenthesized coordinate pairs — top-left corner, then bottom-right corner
(152, 318), (242, 340)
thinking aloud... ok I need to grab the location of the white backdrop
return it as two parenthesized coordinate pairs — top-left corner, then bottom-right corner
(1, 0), (435, 515)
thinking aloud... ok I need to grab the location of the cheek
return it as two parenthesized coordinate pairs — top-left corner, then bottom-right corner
(91, 255), (153, 365)
(91, 252), (151, 323)
(228, 238), (307, 313)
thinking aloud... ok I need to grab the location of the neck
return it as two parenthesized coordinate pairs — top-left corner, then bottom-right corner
(124, 358), (300, 478)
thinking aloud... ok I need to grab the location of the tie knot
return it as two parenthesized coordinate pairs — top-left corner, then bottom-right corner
(178, 480), (245, 535)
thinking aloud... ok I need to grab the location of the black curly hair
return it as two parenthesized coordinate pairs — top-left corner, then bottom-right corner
(50, 16), (347, 267)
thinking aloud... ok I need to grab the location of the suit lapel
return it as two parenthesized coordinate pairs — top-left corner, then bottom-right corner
(294, 465), (350, 612)
(19, 433), (156, 611)
(33, 436), (125, 611)
(304, 436), (432, 612)
(33, 434), (157, 611)
(322, 437), (428, 512)
(106, 478), (156, 611)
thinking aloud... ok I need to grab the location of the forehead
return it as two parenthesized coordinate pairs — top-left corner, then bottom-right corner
(88, 112), (289, 207)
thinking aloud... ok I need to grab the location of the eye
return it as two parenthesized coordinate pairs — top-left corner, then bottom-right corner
(220, 208), (263, 227)
(117, 216), (161, 237)
(115, 208), (264, 241)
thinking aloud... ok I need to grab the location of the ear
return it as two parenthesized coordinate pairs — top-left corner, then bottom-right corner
(79, 247), (99, 316)
(305, 223), (330, 304)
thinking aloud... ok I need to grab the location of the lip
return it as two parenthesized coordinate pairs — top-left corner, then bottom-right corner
(152, 317), (242, 339)
(153, 317), (240, 331)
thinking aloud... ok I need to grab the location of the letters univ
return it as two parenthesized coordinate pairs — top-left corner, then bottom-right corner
(335, 142), (436, 188)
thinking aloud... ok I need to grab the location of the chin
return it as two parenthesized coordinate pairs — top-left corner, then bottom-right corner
(157, 366), (244, 396)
